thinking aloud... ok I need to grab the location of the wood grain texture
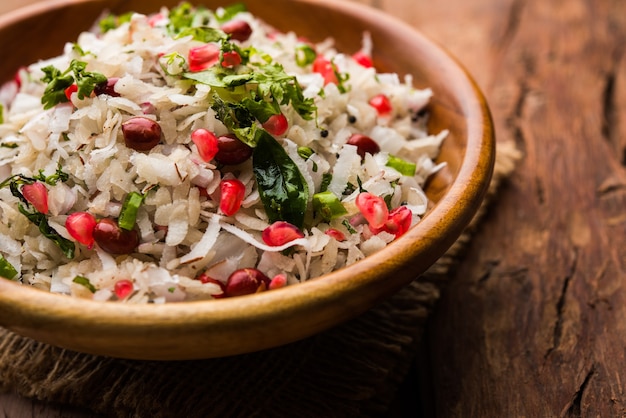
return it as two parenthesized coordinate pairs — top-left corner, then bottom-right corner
(414, 0), (626, 416)
(1, 0), (623, 415)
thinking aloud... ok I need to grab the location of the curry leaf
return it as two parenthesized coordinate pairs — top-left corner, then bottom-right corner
(253, 132), (308, 228)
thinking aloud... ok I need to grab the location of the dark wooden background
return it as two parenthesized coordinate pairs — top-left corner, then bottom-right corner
(1, 0), (626, 416)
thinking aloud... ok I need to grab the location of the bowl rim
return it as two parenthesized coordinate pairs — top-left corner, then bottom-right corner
(0, 0), (495, 358)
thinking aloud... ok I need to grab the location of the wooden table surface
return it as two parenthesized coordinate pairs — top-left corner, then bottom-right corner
(2, 0), (625, 416)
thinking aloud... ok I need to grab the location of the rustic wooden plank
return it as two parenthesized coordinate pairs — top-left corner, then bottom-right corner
(422, 0), (626, 416)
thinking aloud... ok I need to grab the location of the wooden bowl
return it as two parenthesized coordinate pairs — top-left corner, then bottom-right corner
(0, 0), (495, 359)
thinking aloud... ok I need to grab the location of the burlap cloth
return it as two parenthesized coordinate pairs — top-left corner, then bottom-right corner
(0, 142), (520, 417)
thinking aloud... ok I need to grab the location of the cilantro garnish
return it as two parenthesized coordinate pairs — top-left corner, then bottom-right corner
(40, 60), (107, 109)
(0, 166), (75, 259)
(99, 11), (133, 33)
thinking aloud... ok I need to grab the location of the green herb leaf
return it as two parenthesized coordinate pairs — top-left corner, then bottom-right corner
(0, 254), (18, 280)
(18, 204), (75, 259)
(40, 60), (107, 109)
(253, 132), (309, 228)
(1, 170), (74, 258)
(167, 2), (213, 36)
(98, 12), (133, 33)
(215, 3), (247, 23)
(73, 275), (96, 293)
(175, 26), (226, 43)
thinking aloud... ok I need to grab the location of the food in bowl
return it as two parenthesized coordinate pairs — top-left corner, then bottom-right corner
(0, 3), (447, 303)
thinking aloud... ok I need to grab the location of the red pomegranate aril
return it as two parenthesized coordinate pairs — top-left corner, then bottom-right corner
(188, 43), (220, 72)
(262, 221), (305, 247)
(347, 134), (380, 159)
(93, 218), (140, 255)
(191, 128), (219, 162)
(221, 51), (242, 68)
(64, 84), (78, 101)
(269, 274), (287, 290)
(355, 192), (388, 230)
(384, 206), (412, 238)
(114, 279), (134, 299)
(312, 56), (338, 85)
(214, 134), (253, 165)
(65, 211), (97, 248)
(325, 228), (346, 242)
(262, 113), (288, 136)
(122, 117), (162, 151)
(352, 50), (373, 68)
(94, 77), (120, 97)
(219, 178), (246, 216)
(369, 93), (392, 116)
(225, 268), (270, 297)
(196, 273), (226, 298)
(221, 19), (253, 42)
(22, 182), (48, 214)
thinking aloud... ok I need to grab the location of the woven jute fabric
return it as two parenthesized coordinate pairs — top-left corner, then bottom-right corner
(0, 142), (520, 418)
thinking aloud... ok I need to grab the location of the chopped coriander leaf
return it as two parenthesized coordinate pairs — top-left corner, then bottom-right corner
(98, 12), (133, 33)
(167, 2), (213, 36)
(0, 103), (3, 124)
(215, 3), (247, 23)
(1, 143), (18, 149)
(0, 169), (74, 258)
(41, 60), (107, 109)
(73, 275), (96, 293)
(0, 254), (18, 280)
(175, 26), (226, 43)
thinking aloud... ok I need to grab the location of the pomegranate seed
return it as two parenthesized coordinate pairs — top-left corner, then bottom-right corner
(219, 178), (246, 216)
(221, 51), (242, 68)
(14, 67), (25, 89)
(369, 94), (392, 116)
(121, 117), (162, 151)
(196, 273), (226, 298)
(114, 279), (134, 299)
(188, 43), (220, 72)
(221, 19), (253, 42)
(94, 77), (120, 97)
(383, 206), (413, 238)
(352, 50), (373, 68)
(325, 228), (346, 241)
(347, 134), (380, 159)
(64, 84), (78, 101)
(312, 56), (338, 85)
(225, 268), (270, 297)
(269, 274), (287, 290)
(22, 182), (48, 214)
(262, 221), (305, 246)
(355, 192), (388, 229)
(93, 218), (140, 255)
(215, 133), (253, 165)
(191, 128), (219, 162)
(262, 113), (288, 136)
(65, 211), (97, 248)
